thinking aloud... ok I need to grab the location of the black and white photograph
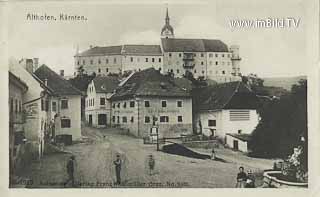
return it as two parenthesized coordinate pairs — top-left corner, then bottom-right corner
(5, 0), (314, 190)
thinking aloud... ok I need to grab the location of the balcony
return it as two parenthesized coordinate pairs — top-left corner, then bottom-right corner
(183, 53), (195, 61)
(183, 62), (195, 69)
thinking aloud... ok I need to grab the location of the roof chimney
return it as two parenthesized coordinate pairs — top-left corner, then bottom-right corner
(25, 59), (34, 74)
(33, 58), (39, 72)
(44, 78), (48, 86)
(60, 70), (64, 77)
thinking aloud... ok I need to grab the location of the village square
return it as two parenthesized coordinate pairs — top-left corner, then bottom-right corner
(8, 6), (308, 188)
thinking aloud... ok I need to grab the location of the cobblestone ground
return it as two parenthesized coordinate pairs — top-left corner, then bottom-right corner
(17, 125), (275, 188)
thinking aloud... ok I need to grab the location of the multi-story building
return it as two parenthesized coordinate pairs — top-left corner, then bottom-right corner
(34, 65), (83, 141)
(85, 76), (120, 127)
(193, 81), (260, 152)
(110, 68), (192, 138)
(74, 45), (163, 76)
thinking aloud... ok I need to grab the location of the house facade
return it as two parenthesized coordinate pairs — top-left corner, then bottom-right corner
(193, 82), (260, 151)
(85, 76), (120, 127)
(110, 68), (192, 138)
(34, 65), (82, 141)
(74, 45), (163, 76)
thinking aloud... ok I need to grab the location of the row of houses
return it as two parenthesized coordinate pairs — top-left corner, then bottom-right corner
(84, 68), (260, 152)
(9, 59), (82, 174)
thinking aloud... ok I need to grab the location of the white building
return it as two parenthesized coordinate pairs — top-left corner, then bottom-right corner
(74, 45), (163, 76)
(85, 76), (120, 127)
(193, 81), (260, 152)
(110, 68), (192, 138)
(34, 65), (83, 141)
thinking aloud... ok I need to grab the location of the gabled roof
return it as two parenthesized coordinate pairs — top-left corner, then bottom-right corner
(92, 76), (120, 93)
(122, 45), (162, 56)
(111, 68), (190, 100)
(161, 38), (229, 52)
(34, 65), (82, 96)
(192, 81), (259, 111)
(76, 46), (122, 57)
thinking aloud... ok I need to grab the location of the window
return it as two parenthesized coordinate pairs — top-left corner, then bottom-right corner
(160, 116), (169, 123)
(117, 103), (120, 108)
(222, 54), (225, 57)
(100, 98), (105, 105)
(215, 61), (218, 65)
(152, 58), (155, 62)
(112, 116), (115, 123)
(177, 69), (180, 73)
(41, 99), (44, 111)
(51, 101), (57, 112)
(179, 53), (182, 57)
(145, 116), (151, 123)
(130, 57), (133, 62)
(10, 98), (13, 114)
(93, 99), (95, 106)
(45, 100), (49, 112)
(215, 54), (218, 58)
(145, 58), (149, 62)
(201, 61), (204, 65)
(130, 101), (135, 108)
(222, 71), (225, 75)
(106, 68), (109, 72)
(230, 110), (250, 121)
(208, 120), (216, 127)
(83, 60), (85, 64)
(161, 100), (167, 107)
(98, 59), (101, 64)
(77, 61), (80, 65)
(209, 53), (213, 58)
(90, 59), (93, 65)
(117, 116), (120, 123)
(123, 102), (127, 108)
(19, 100), (22, 112)
(159, 58), (161, 62)
(112, 103), (115, 108)
(61, 118), (71, 128)
(194, 70), (197, 73)
(177, 101), (182, 107)
(106, 59), (109, 64)
(98, 68), (101, 73)
(169, 53), (172, 57)
(238, 130), (242, 134)
(202, 70), (205, 74)
(130, 116), (134, 123)
(61, 99), (69, 109)
(178, 116), (183, 122)
(201, 53), (204, 57)
(144, 100), (150, 107)
(228, 54), (231, 58)
(15, 99), (18, 113)
(114, 58), (117, 63)
(122, 116), (127, 123)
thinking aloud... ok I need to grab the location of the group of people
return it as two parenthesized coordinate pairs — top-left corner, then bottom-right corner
(236, 166), (255, 188)
(64, 153), (156, 187)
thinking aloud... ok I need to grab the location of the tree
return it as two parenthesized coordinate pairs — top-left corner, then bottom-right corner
(250, 79), (307, 162)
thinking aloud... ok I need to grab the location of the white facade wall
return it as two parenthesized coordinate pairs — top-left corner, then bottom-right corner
(226, 135), (248, 152)
(75, 55), (122, 75)
(85, 81), (113, 127)
(111, 97), (193, 138)
(195, 109), (259, 139)
(121, 55), (163, 72)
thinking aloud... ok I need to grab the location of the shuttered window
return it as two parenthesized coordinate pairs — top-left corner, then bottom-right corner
(229, 110), (250, 121)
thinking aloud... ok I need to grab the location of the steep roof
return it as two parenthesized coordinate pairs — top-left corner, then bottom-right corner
(34, 65), (82, 96)
(192, 81), (259, 111)
(161, 38), (229, 52)
(76, 46), (122, 57)
(92, 76), (120, 93)
(111, 68), (190, 100)
(122, 45), (162, 56)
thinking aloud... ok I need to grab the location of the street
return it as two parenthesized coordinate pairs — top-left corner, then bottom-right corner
(18, 125), (276, 188)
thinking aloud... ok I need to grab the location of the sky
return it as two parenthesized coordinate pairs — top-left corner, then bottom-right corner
(7, 0), (309, 77)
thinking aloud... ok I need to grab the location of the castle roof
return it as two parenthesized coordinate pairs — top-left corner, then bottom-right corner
(161, 38), (229, 52)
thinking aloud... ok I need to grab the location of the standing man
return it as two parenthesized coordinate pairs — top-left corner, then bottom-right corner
(148, 154), (155, 176)
(236, 166), (247, 188)
(65, 155), (75, 187)
(211, 147), (216, 160)
(113, 154), (122, 185)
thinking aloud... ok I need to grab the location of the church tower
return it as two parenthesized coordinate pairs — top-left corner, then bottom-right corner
(161, 7), (174, 38)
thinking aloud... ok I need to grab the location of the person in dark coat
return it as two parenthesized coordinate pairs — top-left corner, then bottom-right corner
(65, 155), (75, 187)
(113, 154), (122, 185)
(236, 166), (247, 188)
(148, 154), (155, 175)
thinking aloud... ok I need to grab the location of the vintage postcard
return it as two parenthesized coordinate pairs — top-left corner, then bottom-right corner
(3, 0), (318, 193)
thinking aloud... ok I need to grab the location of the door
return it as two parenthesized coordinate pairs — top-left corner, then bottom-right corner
(89, 115), (92, 126)
(98, 114), (107, 126)
(233, 140), (239, 151)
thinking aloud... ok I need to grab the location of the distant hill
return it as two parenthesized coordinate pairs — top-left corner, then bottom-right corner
(263, 76), (307, 91)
